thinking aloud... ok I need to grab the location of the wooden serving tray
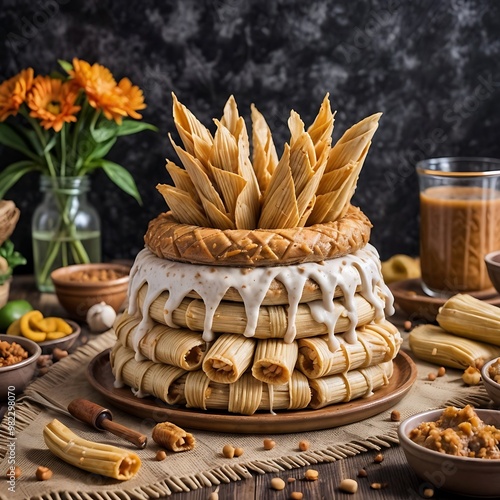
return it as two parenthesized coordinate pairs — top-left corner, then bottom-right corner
(86, 349), (417, 434)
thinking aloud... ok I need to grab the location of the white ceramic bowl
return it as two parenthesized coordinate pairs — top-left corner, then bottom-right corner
(398, 408), (500, 497)
(0, 334), (41, 399)
(482, 358), (500, 407)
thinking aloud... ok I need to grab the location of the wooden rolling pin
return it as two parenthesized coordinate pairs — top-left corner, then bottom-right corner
(68, 398), (147, 449)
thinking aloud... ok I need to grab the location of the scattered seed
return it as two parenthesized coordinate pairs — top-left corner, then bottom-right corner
(222, 444), (235, 458)
(304, 469), (319, 481)
(155, 450), (167, 461)
(423, 487), (435, 498)
(427, 372), (436, 381)
(234, 447), (244, 457)
(5, 465), (21, 478)
(270, 477), (286, 490)
(35, 466), (53, 481)
(298, 440), (310, 451)
(390, 410), (401, 422)
(403, 320), (412, 331)
(290, 492), (304, 500)
(437, 366), (446, 377)
(374, 453), (384, 463)
(52, 348), (68, 360)
(462, 366), (481, 386)
(339, 478), (358, 493)
(357, 468), (367, 478)
(287, 477), (296, 483)
(370, 482), (388, 489)
(263, 438), (276, 450)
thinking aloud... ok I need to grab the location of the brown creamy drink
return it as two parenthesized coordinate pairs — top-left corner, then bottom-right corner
(420, 185), (500, 294)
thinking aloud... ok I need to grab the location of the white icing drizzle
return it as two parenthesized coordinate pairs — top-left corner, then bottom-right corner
(128, 244), (394, 355)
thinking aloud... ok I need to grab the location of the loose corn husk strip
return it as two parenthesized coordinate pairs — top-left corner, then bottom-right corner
(252, 339), (299, 385)
(437, 294), (500, 346)
(43, 419), (141, 480)
(309, 361), (393, 409)
(110, 343), (187, 405)
(114, 311), (206, 371)
(137, 284), (377, 339)
(202, 333), (256, 383)
(409, 324), (500, 369)
(152, 422), (195, 452)
(297, 321), (401, 379)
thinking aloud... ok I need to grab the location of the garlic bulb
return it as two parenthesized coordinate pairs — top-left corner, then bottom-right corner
(86, 302), (116, 333)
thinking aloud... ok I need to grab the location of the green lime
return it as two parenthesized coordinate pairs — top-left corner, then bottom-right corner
(0, 300), (33, 332)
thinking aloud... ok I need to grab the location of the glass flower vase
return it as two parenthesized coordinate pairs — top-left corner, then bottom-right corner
(32, 176), (101, 292)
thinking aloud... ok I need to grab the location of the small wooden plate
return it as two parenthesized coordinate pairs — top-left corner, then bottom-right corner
(390, 278), (500, 322)
(87, 349), (417, 434)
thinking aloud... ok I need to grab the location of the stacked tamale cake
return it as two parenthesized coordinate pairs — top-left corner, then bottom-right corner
(111, 94), (401, 415)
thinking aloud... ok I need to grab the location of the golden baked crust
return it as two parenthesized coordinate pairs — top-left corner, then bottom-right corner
(144, 204), (372, 266)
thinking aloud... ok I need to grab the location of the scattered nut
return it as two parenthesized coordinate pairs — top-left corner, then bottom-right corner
(390, 410), (401, 422)
(427, 372), (436, 381)
(462, 366), (481, 386)
(374, 453), (384, 463)
(5, 465), (21, 478)
(339, 478), (358, 493)
(270, 477), (286, 490)
(222, 444), (235, 458)
(403, 320), (412, 331)
(370, 482), (388, 489)
(357, 468), (367, 478)
(156, 450), (167, 461)
(287, 477), (296, 483)
(35, 466), (53, 481)
(234, 447), (244, 457)
(475, 357), (485, 370)
(37, 354), (52, 367)
(290, 492), (304, 500)
(304, 469), (319, 481)
(263, 438), (276, 450)
(437, 366), (446, 377)
(52, 348), (68, 361)
(423, 487), (435, 498)
(298, 440), (310, 451)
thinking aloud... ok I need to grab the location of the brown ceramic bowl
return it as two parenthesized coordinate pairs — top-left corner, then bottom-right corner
(481, 357), (500, 407)
(398, 408), (500, 497)
(0, 334), (41, 399)
(485, 251), (500, 295)
(50, 263), (130, 320)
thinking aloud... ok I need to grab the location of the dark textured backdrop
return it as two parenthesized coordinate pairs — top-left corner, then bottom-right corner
(2, 0), (500, 272)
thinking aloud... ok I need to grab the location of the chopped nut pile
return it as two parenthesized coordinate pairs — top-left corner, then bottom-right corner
(0, 340), (28, 367)
(488, 357), (500, 384)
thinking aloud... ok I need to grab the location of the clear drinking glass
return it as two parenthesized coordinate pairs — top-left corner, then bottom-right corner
(416, 157), (500, 297)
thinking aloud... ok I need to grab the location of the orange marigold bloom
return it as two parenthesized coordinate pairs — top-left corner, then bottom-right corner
(69, 58), (145, 124)
(27, 76), (81, 132)
(0, 68), (34, 121)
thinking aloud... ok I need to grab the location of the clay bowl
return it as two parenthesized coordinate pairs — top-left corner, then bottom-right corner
(485, 251), (500, 295)
(0, 334), (41, 399)
(50, 263), (130, 320)
(398, 408), (500, 497)
(481, 357), (500, 407)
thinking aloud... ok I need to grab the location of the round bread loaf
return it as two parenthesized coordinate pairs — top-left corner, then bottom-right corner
(144, 205), (372, 266)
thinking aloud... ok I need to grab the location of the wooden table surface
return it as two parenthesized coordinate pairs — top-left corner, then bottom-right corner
(4, 276), (482, 500)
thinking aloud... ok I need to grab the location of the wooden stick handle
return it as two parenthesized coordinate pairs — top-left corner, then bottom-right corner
(68, 398), (147, 449)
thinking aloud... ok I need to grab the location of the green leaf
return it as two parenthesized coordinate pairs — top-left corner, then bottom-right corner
(58, 59), (73, 73)
(0, 161), (41, 198)
(0, 123), (38, 160)
(86, 137), (117, 163)
(44, 134), (57, 154)
(91, 122), (118, 143)
(0, 240), (26, 270)
(116, 120), (158, 136)
(97, 159), (142, 204)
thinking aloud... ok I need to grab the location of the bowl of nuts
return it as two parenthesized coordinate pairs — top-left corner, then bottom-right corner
(51, 263), (130, 320)
(0, 334), (41, 399)
(398, 405), (500, 497)
(481, 357), (500, 406)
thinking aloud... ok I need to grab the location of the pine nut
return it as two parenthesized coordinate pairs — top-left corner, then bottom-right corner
(222, 444), (235, 458)
(437, 366), (446, 377)
(270, 477), (286, 490)
(374, 453), (384, 463)
(298, 440), (310, 451)
(35, 466), (53, 481)
(390, 410), (401, 421)
(290, 492), (304, 499)
(156, 450), (167, 461)
(263, 438), (275, 450)
(339, 478), (358, 493)
(304, 469), (319, 481)
(234, 447), (244, 457)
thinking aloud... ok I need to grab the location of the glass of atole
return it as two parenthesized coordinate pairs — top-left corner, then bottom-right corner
(416, 157), (500, 298)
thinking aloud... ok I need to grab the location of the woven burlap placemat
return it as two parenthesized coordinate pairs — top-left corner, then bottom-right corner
(0, 330), (491, 500)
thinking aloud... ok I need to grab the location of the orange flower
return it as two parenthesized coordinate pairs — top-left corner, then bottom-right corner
(69, 58), (145, 124)
(27, 77), (81, 132)
(116, 78), (146, 120)
(0, 68), (35, 121)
